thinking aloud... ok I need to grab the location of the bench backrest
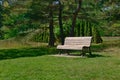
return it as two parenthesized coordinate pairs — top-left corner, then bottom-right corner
(64, 37), (92, 46)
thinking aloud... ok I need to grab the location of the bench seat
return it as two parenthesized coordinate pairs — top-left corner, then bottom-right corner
(57, 45), (89, 50)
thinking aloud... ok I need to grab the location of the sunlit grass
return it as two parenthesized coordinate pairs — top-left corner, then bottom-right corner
(0, 37), (119, 80)
(0, 53), (120, 80)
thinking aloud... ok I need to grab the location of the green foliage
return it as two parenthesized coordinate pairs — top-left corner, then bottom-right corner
(103, 22), (120, 36)
(0, 6), (3, 39)
(54, 19), (71, 39)
(4, 28), (18, 39)
(98, 0), (120, 36)
(2, 13), (40, 39)
(92, 25), (103, 43)
(0, 5), (3, 27)
(1, 0), (120, 44)
(27, 0), (52, 21)
(31, 29), (49, 42)
(0, 5), (11, 39)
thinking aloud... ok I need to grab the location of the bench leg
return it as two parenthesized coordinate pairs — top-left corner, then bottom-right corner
(66, 50), (70, 55)
(58, 49), (62, 55)
(88, 47), (92, 56)
(81, 49), (86, 56)
(58, 50), (70, 55)
(60, 50), (69, 55)
(81, 47), (92, 56)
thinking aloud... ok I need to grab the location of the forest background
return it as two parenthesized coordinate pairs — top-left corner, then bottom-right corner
(0, 0), (120, 46)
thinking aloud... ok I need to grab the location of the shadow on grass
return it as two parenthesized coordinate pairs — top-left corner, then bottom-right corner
(67, 53), (105, 58)
(0, 47), (58, 60)
(87, 54), (106, 58)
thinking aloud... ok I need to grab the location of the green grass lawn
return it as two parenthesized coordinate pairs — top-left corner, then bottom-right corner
(0, 37), (120, 80)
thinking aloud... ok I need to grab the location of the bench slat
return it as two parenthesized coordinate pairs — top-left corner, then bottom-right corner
(64, 37), (92, 46)
(57, 45), (84, 50)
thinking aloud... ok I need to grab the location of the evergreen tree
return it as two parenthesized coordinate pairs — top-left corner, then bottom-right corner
(27, 0), (55, 46)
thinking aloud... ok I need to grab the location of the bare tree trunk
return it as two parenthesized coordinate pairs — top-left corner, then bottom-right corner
(49, 7), (55, 46)
(70, 0), (82, 37)
(58, 1), (64, 45)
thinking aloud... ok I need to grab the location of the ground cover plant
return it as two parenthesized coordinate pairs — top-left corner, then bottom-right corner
(0, 37), (120, 80)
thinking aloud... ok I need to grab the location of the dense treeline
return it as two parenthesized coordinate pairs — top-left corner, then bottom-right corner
(0, 0), (120, 46)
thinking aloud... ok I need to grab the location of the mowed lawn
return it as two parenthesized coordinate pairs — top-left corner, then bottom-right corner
(0, 37), (120, 80)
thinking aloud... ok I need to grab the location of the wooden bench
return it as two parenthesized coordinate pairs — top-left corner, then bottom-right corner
(57, 37), (92, 56)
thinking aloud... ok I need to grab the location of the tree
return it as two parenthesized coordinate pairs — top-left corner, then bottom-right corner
(98, 0), (120, 36)
(27, 0), (56, 46)
(0, 4), (10, 39)
(70, 0), (82, 37)
(48, 3), (55, 46)
(71, 0), (103, 43)
(1, 0), (34, 39)
(58, 0), (64, 45)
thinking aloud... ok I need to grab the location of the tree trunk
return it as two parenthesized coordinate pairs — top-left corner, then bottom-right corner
(48, 7), (55, 46)
(70, 0), (82, 37)
(77, 23), (80, 36)
(58, 1), (64, 45)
